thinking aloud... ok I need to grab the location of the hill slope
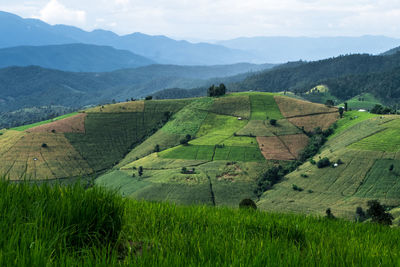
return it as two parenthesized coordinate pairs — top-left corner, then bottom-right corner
(232, 53), (400, 105)
(0, 44), (154, 72)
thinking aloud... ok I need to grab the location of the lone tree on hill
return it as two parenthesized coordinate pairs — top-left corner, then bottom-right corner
(208, 83), (227, 97)
(138, 166), (143, 177)
(325, 208), (335, 219)
(269, 119), (277, 126)
(367, 200), (393, 225)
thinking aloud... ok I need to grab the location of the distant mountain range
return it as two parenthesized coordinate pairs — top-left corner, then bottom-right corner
(0, 11), (256, 65)
(0, 44), (154, 72)
(218, 36), (400, 63)
(2, 10), (400, 66)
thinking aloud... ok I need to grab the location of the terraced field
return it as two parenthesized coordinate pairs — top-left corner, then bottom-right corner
(258, 114), (400, 219)
(96, 92), (343, 207)
(250, 94), (284, 120)
(0, 99), (192, 180)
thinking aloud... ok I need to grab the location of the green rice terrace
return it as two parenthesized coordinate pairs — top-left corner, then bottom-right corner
(2, 92), (400, 222)
(3, 92), (400, 265)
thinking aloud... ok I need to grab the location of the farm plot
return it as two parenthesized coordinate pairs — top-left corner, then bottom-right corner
(219, 136), (258, 147)
(250, 94), (284, 120)
(209, 95), (251, 119)
(85, 101), (144, 113)
(288, 112), (338, 132)
(355, 159), (400, 200)
(159, 145), (215, 161)
(117, 130), (183, 168)
(0, 130), (26, 155)
(121, 153), (208, 170)
(214, 146), (265, 162)
(192, 113), (246, 145)
(27, 113), (87, 133)
(256, 136), (295, 161)
(161, 98), (214, 136)
(263, 119), (302, 136)
(274, 95), (337, 117)
(144, 99), (193, 114)
(328, 111), (377, 140)
(279, 134), (309, 158)
(349, 128), (400, 152)
(65, 112), (166, 171)
(0, 132), (92, 180)
(236, 120), (274, 137)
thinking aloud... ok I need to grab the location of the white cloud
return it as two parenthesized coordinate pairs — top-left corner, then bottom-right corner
(1, 0), (400, 39)
(37, 0), (86, 26)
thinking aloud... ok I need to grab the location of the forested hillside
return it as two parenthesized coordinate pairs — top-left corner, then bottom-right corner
(0, 63), (271, 114)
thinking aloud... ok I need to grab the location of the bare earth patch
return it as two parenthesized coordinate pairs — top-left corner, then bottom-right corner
(279, 134), (309, 158)
(274, 95), (337, 117)
(256, 136), (295, 161)
(27, 113), (87, 133)
(288, 113), (339, 132)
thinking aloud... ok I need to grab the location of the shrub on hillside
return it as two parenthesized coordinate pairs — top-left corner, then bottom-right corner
(269, 119), (277, 126)
(326, 208), (335, 219)
(239, 199), (257, 210)
(317, 157), (331, 168)
(367, 200), (393, 225)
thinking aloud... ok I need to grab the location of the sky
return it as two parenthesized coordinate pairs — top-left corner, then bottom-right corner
(0, 0), (400, 41)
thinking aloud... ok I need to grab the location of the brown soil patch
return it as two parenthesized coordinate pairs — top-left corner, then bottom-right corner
(28, 113), (87, 133)
(288, 113), (339, 132)
(274, 95), (337, 117)
(256, 136), (295, 161)
(279, 134), (309, 158)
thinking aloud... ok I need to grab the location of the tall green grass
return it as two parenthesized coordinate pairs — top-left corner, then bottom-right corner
(0, 180), (125, 266)
(2, 180), (400, 266)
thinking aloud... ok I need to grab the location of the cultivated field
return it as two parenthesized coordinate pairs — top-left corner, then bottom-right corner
(0, 132), (92, 180)
(257, 136), (296, 160)
(209, 95), (251, 119)
(161, 98), (214, 136)
(288, 112), (339, 132)
(250, 94), (284, 120)
(274, 95), (337, 117)
(27, 113), (87, 133)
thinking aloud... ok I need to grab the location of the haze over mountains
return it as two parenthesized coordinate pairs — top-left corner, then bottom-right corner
(1, 10), (400, 66)
(0, 44), (155, 72)
(218, 36), (400, 63)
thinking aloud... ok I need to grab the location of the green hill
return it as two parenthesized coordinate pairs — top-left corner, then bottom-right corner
(97, 93), (338, 206)
(3, 92), (400, 223)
